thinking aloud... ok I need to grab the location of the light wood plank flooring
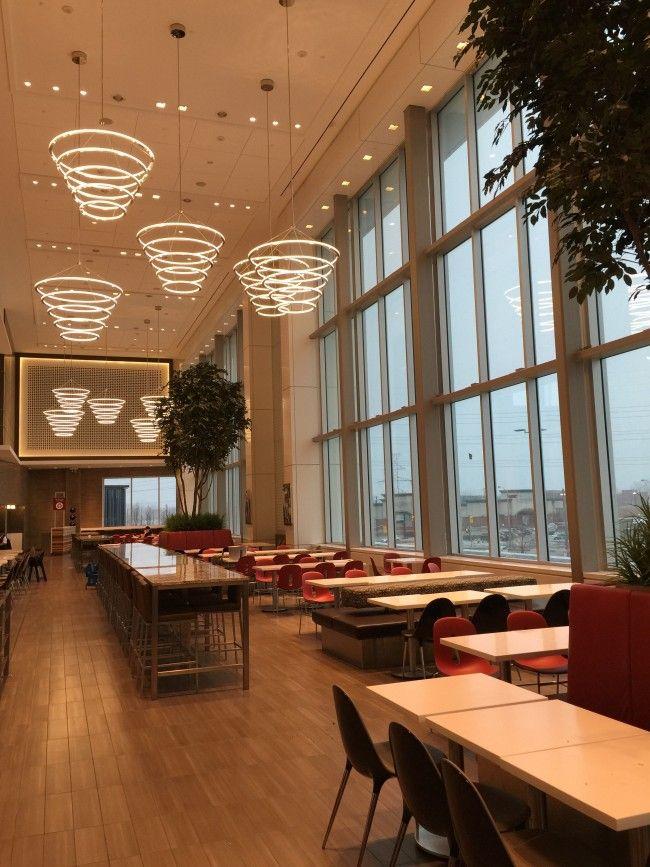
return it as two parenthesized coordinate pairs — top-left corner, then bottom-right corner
(0, 555), (455, 866)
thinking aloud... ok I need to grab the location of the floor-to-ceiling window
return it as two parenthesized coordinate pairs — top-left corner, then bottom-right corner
(220, 327), (243, 536)
(103, 476), (176, 526)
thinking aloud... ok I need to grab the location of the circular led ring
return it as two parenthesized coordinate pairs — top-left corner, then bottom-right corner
(36, 275), (123, 343)
(138, 220), (225, 295)
(87, 397), (125, 425)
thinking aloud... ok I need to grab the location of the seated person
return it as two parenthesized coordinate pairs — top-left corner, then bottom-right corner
(0, 534), (11, 550)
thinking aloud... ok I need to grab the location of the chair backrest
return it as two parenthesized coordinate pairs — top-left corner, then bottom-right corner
(273, 553), (290, 564)
(314, 561), (336, 579)
(277, 564), (303, 592)
(345, 568), (368, 579)
(383, 551), (402, 573)
(333, 550), (350, 560)
(542, 589), (570, 626)
(297, 554), (317, 564)
(424, 557), (442, 573)
(302, 571), (322, 602)
(413, 597), (457, 642)
(235, 555), (256, 575)
(389, 723), (452, 840)
(434, 617), (477, 675)
(440, 760), (514, 867)
(471, 594), (510, 634)
(345, 559), (364, 572)
(332, 685), (391, 782)
(391, 565), (412, 575)
(507, 609), (546, 631)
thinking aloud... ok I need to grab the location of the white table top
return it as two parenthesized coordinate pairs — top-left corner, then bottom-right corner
(245, 548), (307, 556)
(486, 582), (574, 600)
(369, 673), (545, 722)
(426, 700), (645, 764)
(500, 734), (650, 832)
(305, 569), (492, 590)
(254, 559), (353, 573)
(384, 556), (426, 565)
(368, 589), (488, 611)
(440, 625), (569, 662)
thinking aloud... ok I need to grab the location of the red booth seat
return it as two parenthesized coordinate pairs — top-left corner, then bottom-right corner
(157, 529), (234, 552)
(630, 589), (650, 730)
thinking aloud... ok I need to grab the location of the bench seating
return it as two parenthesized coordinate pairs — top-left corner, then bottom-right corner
(157, 529), (234, 552)
(339, 573), (535, 608)
(312, 607), (409, 669)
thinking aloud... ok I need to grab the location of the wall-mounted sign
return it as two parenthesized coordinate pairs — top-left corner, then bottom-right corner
(53, 492), (66, 512)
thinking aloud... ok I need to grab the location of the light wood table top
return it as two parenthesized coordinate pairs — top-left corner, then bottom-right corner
(440, 625), (569, 662)
(369, 673), (545, 722)
(305, 569), (492, 590)
(426, 700), (645, 765)
(367, 589), (488, 611)
(384, 556), (426, 566)
(486, 582), (574, 600)
(500, 734), (650, 832)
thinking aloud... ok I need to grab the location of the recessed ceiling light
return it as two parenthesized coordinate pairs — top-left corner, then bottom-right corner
(341, 180), (350, 186)
(388, 123), (399, 131)
(321, 204), (330, 210)
(362, 154), (372, 161)
(124, 292), (131, 296)
(156, 101), (166, 109)
(152, 193), (160, 199)
(120, 251), (127, 256)
(272, 120), (279, 126)
(66, 245), (72, 250)
(294, 122), (301, 129)
(135, 192), (142, 198)
(80, 89), (87, 96)
(24, 81), (32, 88)
(385, 185), (394, 192)
(305, 224), (313, 229)
(52, 85), (60, 92)
(51, 244), (57, 249)
(134, 252), (142, 257)
(191, 297), (196, 301)
(32, 179), (39, 185)
(249, 116), (256, 123)
(50, 181), (57, 187)
(178, 104), (188, 112)
(113, 325), (119, 329)
(245, 204), (251, 210)
(420, 84), (433, 93)
(229, 203), (235, 208)
(213, 201), (220, 207)
(36, 243), (42, 248)
(456, 41), (468, 50)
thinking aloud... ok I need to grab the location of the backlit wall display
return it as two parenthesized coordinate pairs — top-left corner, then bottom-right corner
(18, 355), (171, 459)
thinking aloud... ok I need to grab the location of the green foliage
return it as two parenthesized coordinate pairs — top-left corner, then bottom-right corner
(164, 512), (225, 531)
(155, 360), (250, 518)
(456, 0), (650, 302)
(610, 497), (650, 586)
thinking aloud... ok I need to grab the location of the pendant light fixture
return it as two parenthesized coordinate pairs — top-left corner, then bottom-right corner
(234, 0), (339, 316)
(45, 348), (86, 437)
(87, 327), (125, 424)
(49, 8), (154, 222)
(137, 24), (224, 295)
(139, 307), (166, 418)
(130, 317), (162, 443)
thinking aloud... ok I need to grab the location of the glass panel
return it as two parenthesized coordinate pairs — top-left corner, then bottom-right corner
(438, 89), (470, 232)
(130, 477), (160, 525)
(322, 330), (340, 431)
(325, 437), (344, 543)
(380, 161), (403, 276)
(526, 210), (555, 363)
(537, 375), (569, 562)
(225, 466), (241, 536)
(385, 286), (408, 411)
(522, 106), (540, 174)
(602, 348), (650, 533)
(159, 476), (177, 522)
(444, 240), (478, 390)
(474, 68), (513, 206)
(598, 265), (647, 343)
(320, 228), (337, 323)
(104, 478), (130, 526)
(367, 426), (387, 546)
(451, 398), (488, 555)
(482, 209), (524, 378)
(390, 417), (415, 549)
(359, 186), (377, 292)
(362, 304), (382, 418)
(491, 384), (538, 559)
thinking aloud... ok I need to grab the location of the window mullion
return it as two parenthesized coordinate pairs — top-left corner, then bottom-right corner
(445, 403), (461, 551)
(481, 392), (499, 556)
(527, 378), (548, 560)
(384, 422), (396, 548)
(465, 76), (481, 216)
(374, 177), (384, 284)
(517, 199), (536, 367)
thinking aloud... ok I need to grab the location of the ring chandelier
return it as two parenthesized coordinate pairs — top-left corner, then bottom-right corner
(52, 386), (89, 410)
(87, 396), (125, 425)
(130, 416), (160, 443)
(140, 395), (163, 417)
(35, 272), (123, 343)
(44, 407), (85, 438)
(137, 216), (225, 295)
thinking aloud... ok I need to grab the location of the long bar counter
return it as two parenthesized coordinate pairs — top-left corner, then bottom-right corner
(97, 542), (249, 698)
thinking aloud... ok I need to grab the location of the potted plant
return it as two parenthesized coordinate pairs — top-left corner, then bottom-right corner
(155, 360), (250, 524)
(611, 497), (650, 586)
(456, 0), (648, 302)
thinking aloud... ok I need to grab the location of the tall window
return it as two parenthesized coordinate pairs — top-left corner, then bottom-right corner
(220, 327), (242, 535)
(103, 476), (176, 526)
(434, 71), (568, 562)
(320, 325), (344, 543)
(319, 227), (337, 324)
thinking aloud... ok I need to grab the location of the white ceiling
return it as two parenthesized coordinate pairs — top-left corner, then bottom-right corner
(0, 0), (470, 360)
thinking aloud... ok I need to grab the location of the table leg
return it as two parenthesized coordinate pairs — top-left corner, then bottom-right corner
(241, 582), (250, 691)
(406, 609), (417, 676)
(150, 586), (159, 700)
(500, 660), (512, 682)
(627, 827), (650, 867)
(528, 785), (547, 830)
(261, 573), (287, 614)
(448, 739), (464, 770)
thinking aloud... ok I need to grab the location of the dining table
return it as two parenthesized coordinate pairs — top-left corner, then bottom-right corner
(485, 582), (574, 609)
(439, 624), (569, 682)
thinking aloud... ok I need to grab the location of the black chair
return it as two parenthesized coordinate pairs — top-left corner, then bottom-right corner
(542, 588), (570, 626)
(388, 724), (529, 866)
(440, 758), (607, 867)
(28, 550), (47, 582)
(471, 593), (510, 633)
(323, 685), (395, 865)
(402, 597), (455, 678)
(369, 556), (382, 577)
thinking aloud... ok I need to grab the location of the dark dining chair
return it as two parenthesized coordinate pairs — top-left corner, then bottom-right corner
(388, 723), (529, 866)
(401, 597), (456, 678)
(422, 556), (442, 573)
(440, 759), (606, 867)
(471, 593), (510, 633)
(323, 685), (395, 865)
(542, 588), (570, 626)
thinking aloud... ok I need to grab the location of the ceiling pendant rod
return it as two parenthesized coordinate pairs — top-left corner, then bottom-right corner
(176, 32), (183, 212)
(284, 0), (296, 228)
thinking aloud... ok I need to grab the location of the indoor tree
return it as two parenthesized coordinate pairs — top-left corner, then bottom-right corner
(155, 360), (250, 520)
(456, 0), (649, 301)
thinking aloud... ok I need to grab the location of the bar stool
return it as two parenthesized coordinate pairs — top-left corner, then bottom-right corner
(27, 550), (47, 582)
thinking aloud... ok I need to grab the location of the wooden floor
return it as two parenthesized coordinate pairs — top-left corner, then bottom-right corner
(0, 555), (452, 867)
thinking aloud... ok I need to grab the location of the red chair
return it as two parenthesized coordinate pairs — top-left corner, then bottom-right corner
(383, 551), (403, 573)
(314, 561), (336, 579)
(423, 557), (442, 573)
(299, 571), (335, 634)
(434, 617), (498, 677)
(507, 610), (568, 694)
(391, 565), (412, 576)
(111, 534), (122, 543)
(273, 553), (290, 564)
(333, 550), (350, 560)
(345, 568), (368, 578)
(344, 559), (364, 573)
(297, 554), (317, 564)
(277, 564), (303, 608)
(254, 555), (284, 600)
